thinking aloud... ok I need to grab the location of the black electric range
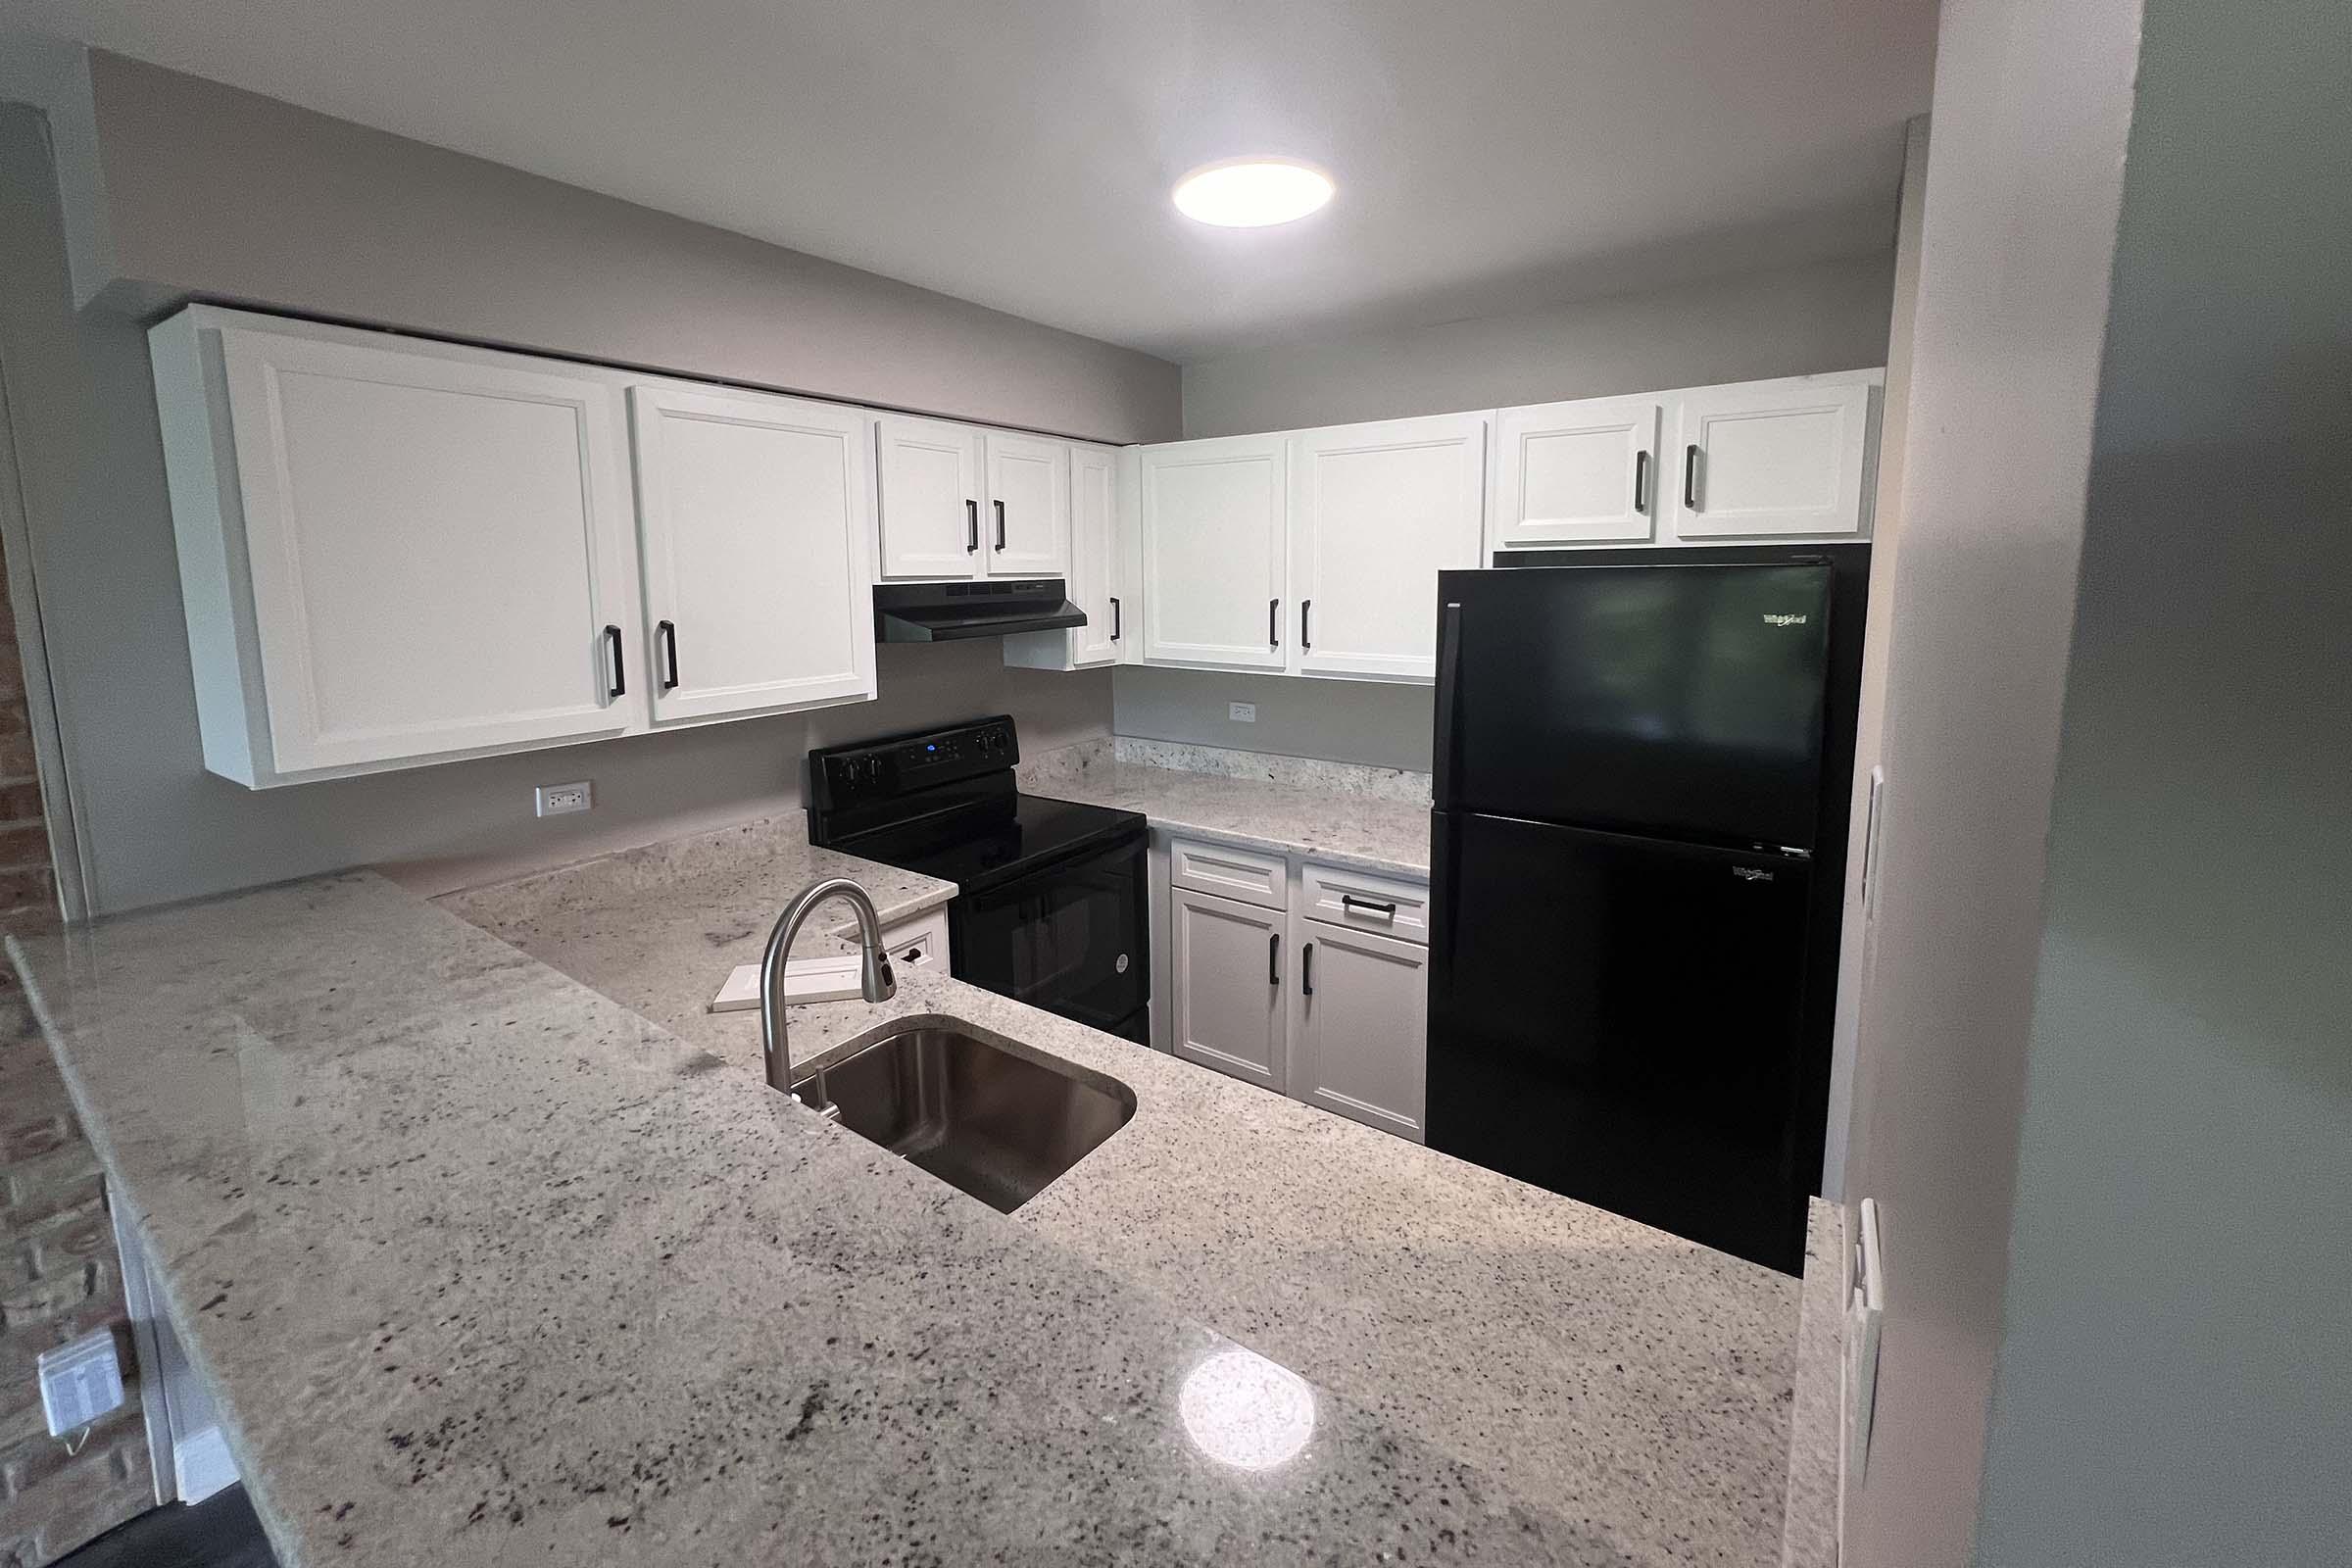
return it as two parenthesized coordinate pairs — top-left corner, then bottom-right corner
(808, 716), (1150, 1043)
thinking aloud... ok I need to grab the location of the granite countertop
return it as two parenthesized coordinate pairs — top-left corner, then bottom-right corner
(14, 833), (1797, 1566)
(1016, 748), (1434, 878)
(434, 813), (955, 1057)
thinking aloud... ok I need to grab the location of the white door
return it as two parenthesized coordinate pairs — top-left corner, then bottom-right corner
(1138, 434), (1288, 669)
(1066, 442), (1122, 665)
(628, 384), (877, 724)
(217, 326), (635, 774)
(1490, 397), (1661, 549)
(1170, 887), (1287, 1090)
(1289, 414), (1486, 681)
(983, 431), (1067, 576)
(1667, 378), (1873, 539)
(875, 415), (983, 577)
(1291, 920), (1428, 1142)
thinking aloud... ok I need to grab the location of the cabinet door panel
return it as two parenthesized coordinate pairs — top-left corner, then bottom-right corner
(1669, 380), (1872, 538)
(220, 329), (632, 772)
(1139, 435), (1287, 669)
(984, 431), (1067, 576)
(1066, 443), (1120, 664)
(1171, 888), (1286, 1089)
(1491, 398), (1660, 548)
(1294, 920), (1428, 1140)
(1290, 415), (1485, 680)
(875, 415), (982, 577)
(630, 385), (876, 723)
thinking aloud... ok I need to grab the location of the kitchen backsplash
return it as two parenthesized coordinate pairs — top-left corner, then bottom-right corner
(1020, 735), (1432, 805)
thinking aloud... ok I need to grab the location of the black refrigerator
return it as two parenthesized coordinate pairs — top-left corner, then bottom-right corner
(1425, 544), (1867, 1274)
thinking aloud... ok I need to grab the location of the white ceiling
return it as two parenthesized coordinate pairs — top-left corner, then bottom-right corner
(14, 0), (1939, 363)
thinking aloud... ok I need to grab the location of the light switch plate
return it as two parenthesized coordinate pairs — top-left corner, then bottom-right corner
(1228, 702), (1257, 722)
(38, 1329), (124, 1436)
(535, 780), (593, 817)
(1841, 1198), (1886, 1493)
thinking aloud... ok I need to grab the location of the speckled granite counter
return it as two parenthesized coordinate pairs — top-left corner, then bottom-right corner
(1015, 740), (1434, 878)
(1780, 1199), (1844, 1567)
(14, 862), (1797, 1567)
(433, 813), (954, 1057)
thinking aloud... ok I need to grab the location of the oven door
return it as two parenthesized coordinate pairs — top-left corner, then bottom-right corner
(950, 828), (1149, 1034)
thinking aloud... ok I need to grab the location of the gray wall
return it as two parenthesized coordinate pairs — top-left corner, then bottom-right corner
(0, 94), (1131, 915)
(1112, 667), (1434, 773)
(1970, 0), (2352, 1557)
(1179, 252), (1894, 439)
(1837, 0), (2146, 1560)
(71, 53), (1178, 445)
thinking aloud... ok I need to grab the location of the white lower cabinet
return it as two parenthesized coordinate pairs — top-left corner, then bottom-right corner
(1289, 918), (1428, 1142)
(1169, 886), (1288, 1090)
(1158, 841), (1430, 1140)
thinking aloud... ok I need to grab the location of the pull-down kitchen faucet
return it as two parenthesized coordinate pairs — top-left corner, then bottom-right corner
(760, 877), (896, 1114)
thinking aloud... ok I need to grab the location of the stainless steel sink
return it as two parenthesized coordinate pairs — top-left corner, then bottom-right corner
(797, 1025), (1135, 1211)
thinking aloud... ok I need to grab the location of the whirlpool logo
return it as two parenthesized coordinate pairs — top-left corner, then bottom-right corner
(1733, 866), (1776, 882)
(1762, 612), (1810, 627)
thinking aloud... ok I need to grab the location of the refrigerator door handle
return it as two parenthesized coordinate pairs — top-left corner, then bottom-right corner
(1433, 600), (1463, 806)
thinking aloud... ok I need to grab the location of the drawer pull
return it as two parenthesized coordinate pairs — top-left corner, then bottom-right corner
(1340, 894), (1397, 919)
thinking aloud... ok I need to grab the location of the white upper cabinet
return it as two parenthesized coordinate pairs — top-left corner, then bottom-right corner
(981, 431), (1067, 576)
(1003, 440), (1122, 672)
(1138, 433), (1288, 669)
(152, 308), (639, 786)
(1489, 397), (1662, 550)
(1288, 415), (1486, 681)
(628, 384), (877, 724)
(874, 414), (984, 578)
(1667, 376), (1874, 539)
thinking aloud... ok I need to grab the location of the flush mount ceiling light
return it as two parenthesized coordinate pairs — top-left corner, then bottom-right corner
(1172, 158), (1336, 227)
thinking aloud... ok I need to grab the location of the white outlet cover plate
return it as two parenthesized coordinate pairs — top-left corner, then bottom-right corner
(536, 780), (593, 817)
(1229, 702), (1257, 722)
(38, 1329), (124, 1436)
(710, 956), (863, 1012)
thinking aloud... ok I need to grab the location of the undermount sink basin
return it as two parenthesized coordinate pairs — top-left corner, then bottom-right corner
(797, 1024), (1135, 1212)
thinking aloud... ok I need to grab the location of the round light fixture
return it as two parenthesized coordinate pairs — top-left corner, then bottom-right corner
(1172, 158), (1335, 227)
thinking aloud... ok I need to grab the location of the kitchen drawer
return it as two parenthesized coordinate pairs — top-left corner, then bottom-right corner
(879, 907), (950, 971)
(1300, 862), (1431, 945)
(1168, 835), (1289, 910)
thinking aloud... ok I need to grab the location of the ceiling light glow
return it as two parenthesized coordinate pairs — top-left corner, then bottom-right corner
(1172, 159), (1335, 227)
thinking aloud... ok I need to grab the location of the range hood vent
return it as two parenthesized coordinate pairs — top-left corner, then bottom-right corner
(874, 579), (1087, 642)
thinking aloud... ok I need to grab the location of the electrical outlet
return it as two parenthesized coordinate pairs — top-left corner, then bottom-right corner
(1228, 702), (1257, 723)
(38, 1330), (124, 1436)
(535, 780), (593, 817)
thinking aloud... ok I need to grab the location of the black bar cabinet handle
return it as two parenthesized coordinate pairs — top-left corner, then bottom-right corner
(1683, 444), (1700, 510)
(1301, 599), (1312, 649)
(1109, 596), (1122, 641)
(604, 624), (625, 699)
(1301, 941), (1314, 998)
(966, 499), (979, 552)
(994, 499), (1006, 552)
(1268, 932), (1280, 987)
(1269, 598), (1280, 648)
(658, 619), (680, 691)
(1634, 449), (1649, 514)
(1341, 893), (1397, 918)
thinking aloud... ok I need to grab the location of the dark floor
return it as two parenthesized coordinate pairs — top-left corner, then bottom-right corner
(52, 1486), (278, 1568)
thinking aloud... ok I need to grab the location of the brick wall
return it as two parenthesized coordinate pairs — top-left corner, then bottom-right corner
(0, 534), (151, 1563)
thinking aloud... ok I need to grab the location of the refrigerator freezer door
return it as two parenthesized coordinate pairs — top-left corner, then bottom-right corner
(1426, 808), (1814, 1271)
(1434, 562), (1833, 849)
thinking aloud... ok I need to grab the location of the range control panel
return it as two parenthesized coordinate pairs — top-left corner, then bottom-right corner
(808, 715), (1020, 810)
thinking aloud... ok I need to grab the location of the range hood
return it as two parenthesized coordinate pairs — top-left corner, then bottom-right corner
(873, 579), (1087, 642)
